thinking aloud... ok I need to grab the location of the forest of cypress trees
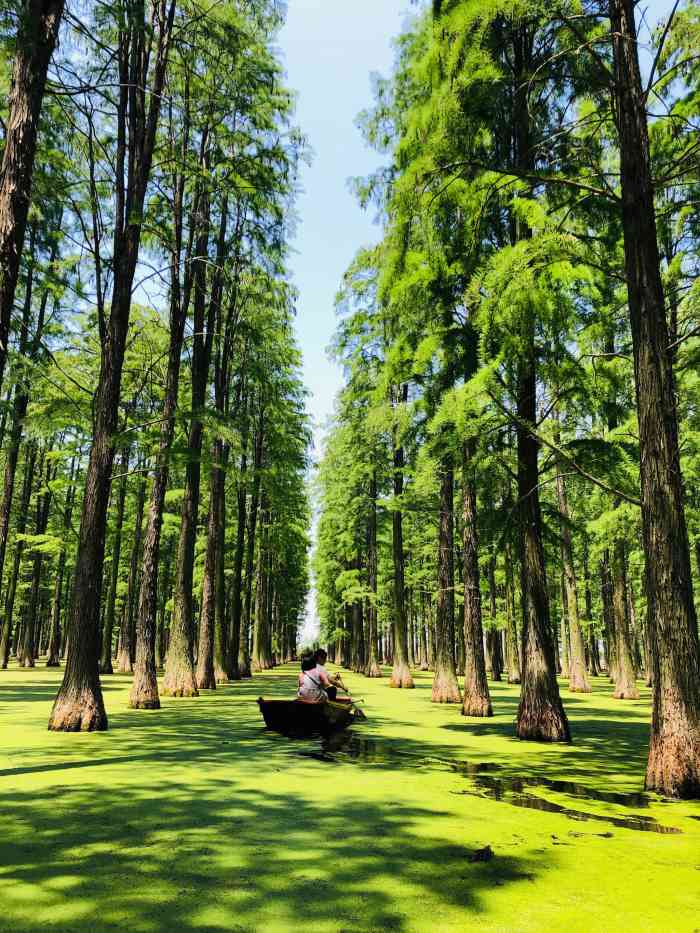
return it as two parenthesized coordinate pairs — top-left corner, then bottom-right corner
(314, 0), (700, 799)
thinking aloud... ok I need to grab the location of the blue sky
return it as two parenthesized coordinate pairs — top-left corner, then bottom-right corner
(278, 0), (673, 463)
(279, 0), (414, 456)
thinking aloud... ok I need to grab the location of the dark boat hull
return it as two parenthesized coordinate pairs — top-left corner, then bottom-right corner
(257, 698), (360, 736)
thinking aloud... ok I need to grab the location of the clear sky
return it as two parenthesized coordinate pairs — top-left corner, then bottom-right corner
(279, 0), (413, 457)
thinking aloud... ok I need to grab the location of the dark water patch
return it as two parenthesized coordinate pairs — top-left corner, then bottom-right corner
(474, 787), (678, 834)
(454, 769), (651, 808)
(290, 732), (682, 835)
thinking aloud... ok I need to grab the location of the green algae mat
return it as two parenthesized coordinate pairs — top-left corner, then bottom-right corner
(1, 664), (699, 932)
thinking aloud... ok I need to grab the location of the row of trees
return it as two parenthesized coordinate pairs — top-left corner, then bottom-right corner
(314, 0), (700, 798)
(0, 1), (310, 727)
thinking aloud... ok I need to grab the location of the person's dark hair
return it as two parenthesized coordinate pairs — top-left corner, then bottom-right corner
(315, 649), (327, 663)
(301, 656), (317, 672)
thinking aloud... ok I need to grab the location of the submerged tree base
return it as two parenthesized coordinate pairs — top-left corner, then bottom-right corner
(646, 727), (700, 799)
(569, 666), (592, 694)
(196, 668), (217, 691)
(390, 662), (414, 688)
(431, 670), (461, 703)
(365, 660), (383, 678)
(462, 691), (493, 717)
(129, 672), (161, 709)
(49, 686), (108, 732)
(161, 668), (199, 697)
(613, 680), (640, 700)
(516, 690), (571, 743)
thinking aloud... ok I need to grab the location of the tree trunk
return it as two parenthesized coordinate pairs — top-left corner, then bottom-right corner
(365, 472), (382, 677)
(610, 0), (700, 797)
(116, 478), (146, 674)
(0, 0), (65, 392)
(49, 1), (176, 731)
(0, 442), (36, 667)
(252, 494), (273, 671)
(510, 23), (569, 742)
(431, 458), (460, 700)
(196, 440), (222, 690)
(514, 347), (569, 741)
(228, 439), (248, 679)
(238, 421), (263, 678)
(486, 554), (503, 682)
(461, 440), (492, 716)
(504, 535), (521, 683)
(389, 399), (414, 689)
(611, 539), (639, 699)
(555, 464), (590, 692)
(213, 443), (230, 683)
(18, 450), (54, 666)
(99, 447), (129, 674)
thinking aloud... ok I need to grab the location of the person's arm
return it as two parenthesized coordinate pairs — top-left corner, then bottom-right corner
(317, 668), (331, 687)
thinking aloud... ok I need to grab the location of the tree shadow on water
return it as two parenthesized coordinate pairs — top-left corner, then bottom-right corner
(0, 778), (548, 933)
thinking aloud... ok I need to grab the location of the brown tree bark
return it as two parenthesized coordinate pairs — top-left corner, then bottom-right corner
(252, 494), (274, 671)
(0, 0), (65, 393)
(389, 394), (414, 690)
(99, 447), (129, 674)
(611, 539), (639, 700)
(511, 24), (569, 743)
(485, 554), (503, 682)
(238, 419), (263, 678)
(431, 458), (460, 701)
(18, 448), (55, 666)
(161, 186), (225, 699)
(555, 457), (591, 693)
(50, 0), (176, 731)
(213, 443), (230, 683)
(504, 535), (521, 683)
(228, 427), (249, 679)
(0, 442), (36, 667)
(196, 440), (223, 690)
(116, 477), (146, 674)
(46, 457), (78, 666)
(461, 440), (492, 716)
(609, 0), (700, 797)
(132, 103), (199, 702)
(365, 471), (382, 677)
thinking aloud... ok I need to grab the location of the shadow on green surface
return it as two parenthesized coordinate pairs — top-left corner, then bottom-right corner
(0, 773), (547, 932)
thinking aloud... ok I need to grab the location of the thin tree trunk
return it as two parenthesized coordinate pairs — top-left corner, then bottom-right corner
(228, 432), (248, 679)
(486, 554), (503, 682)
(611, 539), (639, 699)
(0, 0), (65, 392)
(19, 449), (55, 666)
(238, 420), (263, 678)
(116, 478), (146, 674)
(196, 440), (222, 690)
(0, 442), (36, 666)
(504, 534), (521, 683)
(554, 457), (590, 692)
(213, 443), (229, 683)
(365, 471), (382, 677)
(99, 447), (129, 674)
(461, 439), (492, 716)
(431, 458), (459, 700)
(390, 392), (414, 690)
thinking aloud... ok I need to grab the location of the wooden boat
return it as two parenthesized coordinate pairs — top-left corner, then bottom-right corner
(257, 697), (365, 736)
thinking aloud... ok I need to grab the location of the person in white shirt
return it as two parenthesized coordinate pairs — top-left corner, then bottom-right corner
(314, 649), (346, 701)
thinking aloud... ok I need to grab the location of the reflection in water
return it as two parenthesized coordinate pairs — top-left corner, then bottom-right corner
(292, 732), (682, 835)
